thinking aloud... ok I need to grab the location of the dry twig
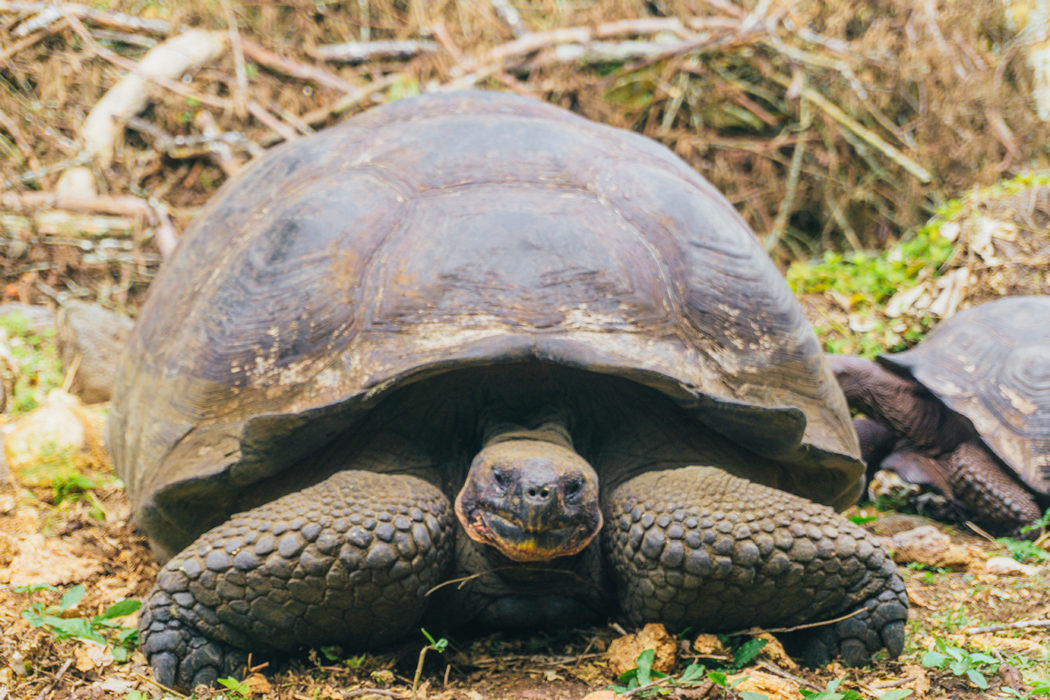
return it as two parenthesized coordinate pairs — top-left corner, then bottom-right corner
(309, 39), (439, 63)
(241, 38), (359, 94)
(965, 618), (1050, 635)
(1, 0), (170, 36)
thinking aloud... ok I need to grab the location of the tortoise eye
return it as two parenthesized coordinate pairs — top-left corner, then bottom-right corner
(563, 477), (583, 502)
(492, 467), (514, 490)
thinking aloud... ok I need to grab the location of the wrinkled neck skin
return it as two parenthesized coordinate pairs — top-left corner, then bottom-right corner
(827, 354), (974, 455)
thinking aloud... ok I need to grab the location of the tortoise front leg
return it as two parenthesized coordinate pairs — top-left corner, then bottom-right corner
(139, 471), (454, 689)
(946, 442), (1042, 535)
(603, 466), (907, 666)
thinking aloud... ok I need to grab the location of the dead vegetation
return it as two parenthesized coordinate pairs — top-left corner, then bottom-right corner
(3, 0), (1050, 315)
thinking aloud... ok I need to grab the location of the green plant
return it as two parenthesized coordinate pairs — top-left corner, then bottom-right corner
(998, 536), (1050, 564)
(726, 636), (768, 669)
(1000, 677), (1050, 698)
(0, 311), (64, 414)
(608, 648), (708, 697)
(931, 606), (970, 632)
(802, 678), (912, 699)
(17, 583), (141, 661)
(15, 442), (116, 519)
(920, 637), (999, 689)
(217, 676), (252, 699)
(411, 628), (448, 700)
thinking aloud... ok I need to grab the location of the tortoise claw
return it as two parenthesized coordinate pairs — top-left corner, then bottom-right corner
(795, 582), (908, 667)
(139, 589), (250, 690)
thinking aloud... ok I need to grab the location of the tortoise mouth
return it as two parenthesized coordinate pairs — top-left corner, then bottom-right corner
(471, 509), (598, 562)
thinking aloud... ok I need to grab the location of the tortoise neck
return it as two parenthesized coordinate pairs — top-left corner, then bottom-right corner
(480, 407), (574, 451)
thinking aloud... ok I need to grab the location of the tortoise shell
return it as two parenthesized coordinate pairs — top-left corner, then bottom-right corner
(107, 90), (862, 558)
(879, 296), (1050, 495)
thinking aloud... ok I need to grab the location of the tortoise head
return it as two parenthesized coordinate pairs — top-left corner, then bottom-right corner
(454, 428), (602, 563)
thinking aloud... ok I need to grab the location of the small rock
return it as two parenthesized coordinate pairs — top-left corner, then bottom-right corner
(56, 301), (133, 404)
(2, 390), (93, 472)
(885, 525), (978, 569)
(982, 556), (1040, 576)
(606, 622), (677, 676)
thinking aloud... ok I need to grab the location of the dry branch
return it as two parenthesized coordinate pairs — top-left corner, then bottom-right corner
(1, 1), (171, 36)
(1, 191), (153, 218)
(240, 39), (359, 94)
(309, 39), (439, 63)
(72, 28), (229, 169)
(965, 618), (1050, 635)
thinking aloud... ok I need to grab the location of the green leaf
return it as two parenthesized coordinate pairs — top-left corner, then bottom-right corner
(217, 676), (250, 697)
(969, 653), (998, 665)
(965, 669), (988, 689)
(111, 645), (129, 662)
(738, 693), (769, 700)
(58, 584), (86, 613)
(116, 627), (138, 647)
(634, 648), (655, 686)
(878, 690), (913, 700)
(732, 637), (768, 668)
(921, 650), (947, 668)
(679, 663), (705, 683)
(706, 670), (727, 686)
(13, 583), (58, 594)
(93, 599), (141, 622)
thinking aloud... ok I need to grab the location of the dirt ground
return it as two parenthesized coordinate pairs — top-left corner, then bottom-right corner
(3, 0), (1050, 699)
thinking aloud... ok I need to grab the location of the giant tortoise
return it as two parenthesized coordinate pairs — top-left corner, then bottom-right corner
(829, 296), (1050, 534)
(108, 90), (907, 689)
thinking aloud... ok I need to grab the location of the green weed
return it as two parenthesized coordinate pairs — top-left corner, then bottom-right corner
(411, 628), (447, 700)
(802, 678), (912, 699)
(17, 583), (140, 661)
(608, 648), (709, 697)
(216, 676), (252, 699)
(0, 311), (64, 414)
(920, 637), (999, 689)
(998, 537), (1050, 564)
(1000, 677), (1050, 698)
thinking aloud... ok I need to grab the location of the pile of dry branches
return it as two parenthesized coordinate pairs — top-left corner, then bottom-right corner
(2, 0), (1048, 309)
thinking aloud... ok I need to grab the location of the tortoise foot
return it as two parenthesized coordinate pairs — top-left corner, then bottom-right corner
(794, 578), (908, 667)
(139, 589), (250, 690)
(139, 469), (455, 689)
(948, 442), (1042, 535)
(605, 466), (909, 666)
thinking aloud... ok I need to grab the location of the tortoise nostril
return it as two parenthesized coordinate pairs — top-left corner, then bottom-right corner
(525, 484), (554, 503)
